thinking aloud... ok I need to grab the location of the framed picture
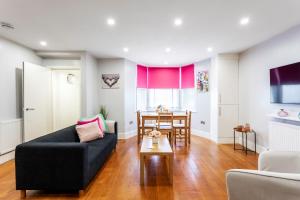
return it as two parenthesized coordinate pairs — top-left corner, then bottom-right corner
(101, 74), (120, 89)
(197, 71), (209, 92)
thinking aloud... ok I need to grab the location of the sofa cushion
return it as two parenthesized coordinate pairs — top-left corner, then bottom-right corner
(77, 117), (103, 131)
(80, 114), (108, 132)
(86, 134), (116, 180)
(76, 121), (103, 142)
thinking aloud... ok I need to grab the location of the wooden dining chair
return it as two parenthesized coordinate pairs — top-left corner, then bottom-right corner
(187, 111), (192, 144)
(157, 112), (174, 145)
(137, 111), (156, 144)
(173, 111), (191, 145)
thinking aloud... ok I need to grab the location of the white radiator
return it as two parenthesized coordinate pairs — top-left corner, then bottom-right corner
(0, 119), (22, 155)
(269, 120), (300, 151)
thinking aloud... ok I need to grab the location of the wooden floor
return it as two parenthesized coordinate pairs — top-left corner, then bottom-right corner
(0, 135), (258, 200)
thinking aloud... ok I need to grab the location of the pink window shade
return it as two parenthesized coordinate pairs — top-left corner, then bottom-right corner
(137, 65), (148, 88)
(181, 64), (195, 88)
(148, 67), (180, 88)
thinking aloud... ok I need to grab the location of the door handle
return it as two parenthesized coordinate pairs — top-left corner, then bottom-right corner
(25, 108), (35, 111)
(218, 107), (222, 116)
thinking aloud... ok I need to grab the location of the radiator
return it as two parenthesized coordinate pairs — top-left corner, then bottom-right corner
(0, 119), (22, 155)
(269, 120), (300, 151)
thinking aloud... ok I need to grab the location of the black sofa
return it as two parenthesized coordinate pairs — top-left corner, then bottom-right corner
(15, 121), (117, 195)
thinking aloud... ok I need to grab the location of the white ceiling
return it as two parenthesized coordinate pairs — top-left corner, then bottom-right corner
(1, 0), (300, 66)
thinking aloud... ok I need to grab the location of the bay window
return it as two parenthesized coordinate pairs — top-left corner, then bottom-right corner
(136, 64), (195, 111)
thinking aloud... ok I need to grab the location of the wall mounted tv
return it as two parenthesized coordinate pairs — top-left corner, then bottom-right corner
(270, 62), (300, 104)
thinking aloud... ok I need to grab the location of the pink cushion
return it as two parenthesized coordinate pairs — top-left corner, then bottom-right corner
(77, 118), (102, 131)
(76, 121), (104, 142)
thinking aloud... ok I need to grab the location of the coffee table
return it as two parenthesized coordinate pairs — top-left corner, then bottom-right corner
(140, 135), (174, 185)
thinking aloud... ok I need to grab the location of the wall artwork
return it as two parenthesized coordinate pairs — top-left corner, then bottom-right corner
(101, 74), (120, 89)
(197, 71), (209, 92)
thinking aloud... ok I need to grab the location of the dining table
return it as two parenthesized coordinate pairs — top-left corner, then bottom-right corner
(140, 112), (189, 146)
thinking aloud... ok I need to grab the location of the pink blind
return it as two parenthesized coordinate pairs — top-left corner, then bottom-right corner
(181, 64), (195, 88)
(137, 65), (148, 88)
(148, 67), (180, 88)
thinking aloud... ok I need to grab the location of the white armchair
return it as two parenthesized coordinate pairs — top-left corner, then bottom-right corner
(226, 151), (300, 200)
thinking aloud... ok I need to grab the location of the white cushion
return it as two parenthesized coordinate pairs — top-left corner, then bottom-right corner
(173, 124), (185, 128)
(76, 121), (102, 142)
(105, 120), (115, 133)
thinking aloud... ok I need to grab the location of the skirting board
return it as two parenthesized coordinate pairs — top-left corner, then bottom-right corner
(0, 151), (14, 165)
(237, 137), (267, 154)
(118, 130), (137, 140)
(191, 129), (210, 140)
(192, 129), (267, 154)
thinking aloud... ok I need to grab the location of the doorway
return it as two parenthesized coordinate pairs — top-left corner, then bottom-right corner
(23, 62), (81, 141)
(52, 69), (81, 131)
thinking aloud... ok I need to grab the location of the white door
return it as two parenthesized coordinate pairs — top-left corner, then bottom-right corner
(52, 70), (81, 131)
(218, 105), (238, 139)
(23, 62), (52, 142)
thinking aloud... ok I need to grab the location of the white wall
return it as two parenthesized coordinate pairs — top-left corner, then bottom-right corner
(0, 36), (41, 163)
(192, 59), (211, 137)
(239, 25), (300, 148)
(98, 58), (126, 133)
(0, 36), (42, 121)
(42, 58), (81, 69)
(52, 70), (81, 131)
(124, 60), (137, 135)
(81, 52), (99, 117)
(98, 58), (138, 138)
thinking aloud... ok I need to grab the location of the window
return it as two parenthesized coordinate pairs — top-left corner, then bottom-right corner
(136, 88), (195, 111)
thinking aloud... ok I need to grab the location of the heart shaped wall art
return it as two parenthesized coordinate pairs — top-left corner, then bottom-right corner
(101, 74), (120, 89)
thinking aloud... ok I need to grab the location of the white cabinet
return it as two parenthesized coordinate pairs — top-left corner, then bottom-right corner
(217, 58), (239, 105)
(210, 54), (239, 143)
(218, 105), (239, 138)
(269, 120), (300, 151)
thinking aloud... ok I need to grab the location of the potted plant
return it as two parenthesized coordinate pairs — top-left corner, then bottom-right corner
(100, 106), (109, 120)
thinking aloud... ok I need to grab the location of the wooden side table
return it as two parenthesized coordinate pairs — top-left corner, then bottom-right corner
(233, 127), (257, 155)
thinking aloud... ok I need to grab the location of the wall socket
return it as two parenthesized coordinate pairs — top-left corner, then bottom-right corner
(200, 121), (205, 125)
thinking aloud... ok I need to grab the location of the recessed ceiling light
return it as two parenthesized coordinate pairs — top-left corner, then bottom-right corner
(123, 47), (129, 52)
(240, 17), (250, 25)
(165, 47), (171, 53)
(174, 18), (182, 26)
(107, 18), (116, 26)
(207, 47), (213, 52)
(164, 61), (169, 65)
(40, 41), (47, 46)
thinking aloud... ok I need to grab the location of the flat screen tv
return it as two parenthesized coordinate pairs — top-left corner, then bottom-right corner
(270, 62), (300, 104)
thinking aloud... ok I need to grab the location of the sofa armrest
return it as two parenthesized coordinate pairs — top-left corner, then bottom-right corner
(15, 142), (89, 190)
(226, 169), (300, 200)
(259, 151), (300, 173)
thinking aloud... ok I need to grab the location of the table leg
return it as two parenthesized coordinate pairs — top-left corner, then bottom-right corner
(254, 131), (257, 153)
(169, 154), (173, 185)
(234, 130), (236, 150)
(245, 133), (248, 155)
(184, 119), (187, 147)
(140, 155), (144, 185)
(242, 132), (244, 150)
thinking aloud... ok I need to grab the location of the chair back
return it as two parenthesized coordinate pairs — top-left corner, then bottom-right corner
(158, 112), (173, 128)
(137, 110), (141, 127)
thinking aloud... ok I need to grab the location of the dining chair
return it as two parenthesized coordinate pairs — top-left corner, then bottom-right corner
(157, 112), (174, 145)
(187, 111), (192, 144)
(137, 111), (156, 144)
(173, 111), (192, 145)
